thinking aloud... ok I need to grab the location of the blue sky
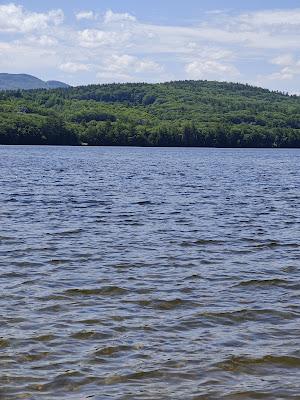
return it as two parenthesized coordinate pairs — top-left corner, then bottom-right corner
(1, 1), (300, 93)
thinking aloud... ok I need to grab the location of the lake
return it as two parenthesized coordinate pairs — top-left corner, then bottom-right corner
(0, 146), (299, 399)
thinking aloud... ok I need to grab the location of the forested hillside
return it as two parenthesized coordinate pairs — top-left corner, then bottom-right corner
(0, 80), (299, 147)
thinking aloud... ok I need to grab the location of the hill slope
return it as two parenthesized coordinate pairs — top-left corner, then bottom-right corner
(46, 80), (70, 90)
(0, 80), (299, 147)
(0, 73), (70, 90)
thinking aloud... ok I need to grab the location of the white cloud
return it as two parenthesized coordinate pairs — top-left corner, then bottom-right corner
(271, 54), (294, 66)
(267, 71), (294, 81)
(78, 29), (131, 48)
(136, 60), (163, 73)
(205, 9), (229, 15)
(184, 46), (239, 81)
(59, 62), (90, 73)
(95, 54), (164, 83)
(256, 56), (300, 88)
(0, 3), (64, 33)
(75, 11), (96, 21)
(267, 53), (300, 82)
(104, 9), (136, 24)
(106, 54), (163, 73)
(185, 60), (240, 80)
(0, 41), (60, 73)
(27, 35), (58, 47)
(96, 71), (133, 83)
(239, 9), (300, 27)
(0, 42), (12, 53)
(277, 64), (300, 79)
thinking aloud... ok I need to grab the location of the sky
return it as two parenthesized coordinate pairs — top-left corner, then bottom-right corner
(1, 1), (300, 93)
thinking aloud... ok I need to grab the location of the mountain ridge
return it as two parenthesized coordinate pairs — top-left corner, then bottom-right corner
(0, 73), (70, 90)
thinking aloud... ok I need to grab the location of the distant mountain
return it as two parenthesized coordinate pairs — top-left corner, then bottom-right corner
(0, 73), (70, 90)
(46, 80), (70, 89)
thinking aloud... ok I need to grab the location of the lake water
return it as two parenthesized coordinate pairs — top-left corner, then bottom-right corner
(0, 146), (299, 399)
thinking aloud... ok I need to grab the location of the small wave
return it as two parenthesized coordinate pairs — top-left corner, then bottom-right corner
(48, 259), (71, 265)
(93, 345), (131, 357)
(196, 238), (225, 245)
(64, 286), (128, 297)
(183, 274), (203, 280)
(217, 355), (300, 372)
(113, 262), (143, 269)
(198, 308), (296, 323)
(0, 272), (28, 278)
(19, 352), (50, 363)
(251, 241), (299, 250)
(35, 334), (57, 342)
(78, 319), (103, 325)
(38, 294), (69, 302)
(138, 298), (195, 310)
(32, 371), (95, 392)
(234, 278), (292, 288)
(14, 261), (44, 268)
(38, 304), (66, 313)
(134, 200), (153, 206)
(71, 331), (102, 340)
(104, 369), (161, 384)
(221, 390), (280, 399)
(181, 239), (225, 247)
(47, 228), (83, 236)
(0, 235), (14, 241)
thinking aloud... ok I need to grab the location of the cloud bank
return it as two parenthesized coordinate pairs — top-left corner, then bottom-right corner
(0, 3), (300, 92)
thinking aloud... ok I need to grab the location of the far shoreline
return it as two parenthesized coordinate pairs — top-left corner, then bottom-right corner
(1, 144), (299, 150)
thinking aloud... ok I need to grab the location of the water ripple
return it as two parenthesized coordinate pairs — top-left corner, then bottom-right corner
(0, 146), (299, 399)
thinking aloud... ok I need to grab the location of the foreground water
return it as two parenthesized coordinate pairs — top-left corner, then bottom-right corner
(0, 146), (299, 399)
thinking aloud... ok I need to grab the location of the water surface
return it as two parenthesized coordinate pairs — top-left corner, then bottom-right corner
(0, 146), (299, 399)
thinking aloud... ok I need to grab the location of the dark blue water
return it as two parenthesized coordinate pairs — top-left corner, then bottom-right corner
(0, 146), (299, 399)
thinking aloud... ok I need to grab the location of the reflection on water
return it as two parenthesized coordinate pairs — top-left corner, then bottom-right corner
(0, 146), (299, 399)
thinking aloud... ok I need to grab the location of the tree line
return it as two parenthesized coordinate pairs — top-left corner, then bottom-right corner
(0, 80), (299, 147)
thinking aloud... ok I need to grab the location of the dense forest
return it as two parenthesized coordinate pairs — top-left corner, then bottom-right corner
(0, 80), (299, 147)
